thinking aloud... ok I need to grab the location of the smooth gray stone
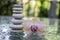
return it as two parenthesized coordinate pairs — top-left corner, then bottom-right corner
(13, 12), (22, 14)
(13, 4), (22, 6)
(13, 11), (22, 13)
(13, 5), (23, 8)
(13, 11), (22, 14)
(11, 18), (23, 24)
(13, 8), (23, 11)
(10, 30), (23, 32)
(13, 5), (23, 7)
(10, 25), (23, 29)
(12, 14), (24, 18)
(13, 8), (23, 10)
(13, 10), (22, 12)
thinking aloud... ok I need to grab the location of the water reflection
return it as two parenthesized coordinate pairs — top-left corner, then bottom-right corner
(57, 19), (60, 35)
(0, 24), (11, 40)
(0, 16), (12, 24)
(0, 16), (60, 40)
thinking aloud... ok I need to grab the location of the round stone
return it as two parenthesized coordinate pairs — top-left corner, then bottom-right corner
(10, 25), (23, 30)
(12, 14), (24, 19)
(11, 18), (23, 24)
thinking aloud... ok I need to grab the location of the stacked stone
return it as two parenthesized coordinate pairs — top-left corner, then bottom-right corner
(10, 4), (24, 32)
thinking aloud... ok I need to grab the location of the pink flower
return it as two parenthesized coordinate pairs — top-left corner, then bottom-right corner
(23, 20), (46, 37)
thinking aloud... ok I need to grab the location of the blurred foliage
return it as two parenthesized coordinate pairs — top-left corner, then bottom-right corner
(58, 2), (60, 18)
(0, 0), (16, 16)
(38, 1), (49, 17)
(23, 0), (59, 18)
(0, 0), (59, 18)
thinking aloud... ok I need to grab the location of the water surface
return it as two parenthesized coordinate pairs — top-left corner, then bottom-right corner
(0, 16), (60, 40)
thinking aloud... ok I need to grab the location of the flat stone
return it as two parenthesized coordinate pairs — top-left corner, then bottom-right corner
(11, 18), (23, 24)
(10, 25), (23, 29)
(13, 8), (23, 10)
(12, 14), (24, 19)
(13, 4), (23, 8)
(13, 11), (22, 14)
(10, 30), (23, 32)
(13, 8), (23, 11)
(13, 4), (22, 6)
(13, 11), (22, 13)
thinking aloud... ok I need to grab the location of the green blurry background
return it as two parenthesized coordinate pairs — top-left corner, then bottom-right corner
(0, 0), (59, 18)
(0, 0), (60, 40)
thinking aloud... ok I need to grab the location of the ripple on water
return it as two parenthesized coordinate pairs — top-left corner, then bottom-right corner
(0, 24), (11, 40)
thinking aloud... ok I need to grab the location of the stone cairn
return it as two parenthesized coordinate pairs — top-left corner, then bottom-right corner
(10, 4), (24, 32)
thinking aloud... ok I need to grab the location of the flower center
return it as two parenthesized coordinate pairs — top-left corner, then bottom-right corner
(31, 25), (38, 32)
